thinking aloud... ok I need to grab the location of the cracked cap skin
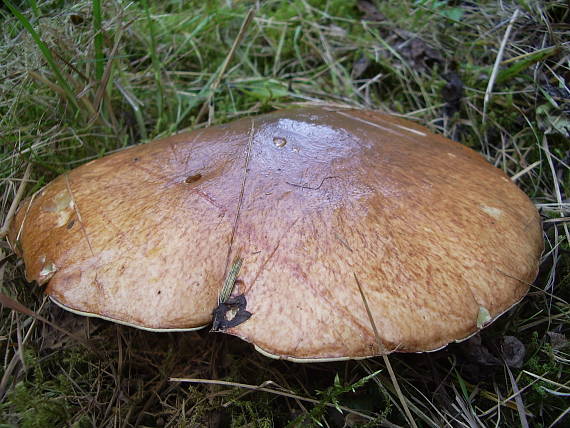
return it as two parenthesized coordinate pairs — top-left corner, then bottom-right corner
(8, 107), (543, 361)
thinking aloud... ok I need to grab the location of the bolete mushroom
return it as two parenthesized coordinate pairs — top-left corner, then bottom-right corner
(7, 107), (543, 361)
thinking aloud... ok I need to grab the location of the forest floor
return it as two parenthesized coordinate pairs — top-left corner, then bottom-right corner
(1, 1), (569, 427)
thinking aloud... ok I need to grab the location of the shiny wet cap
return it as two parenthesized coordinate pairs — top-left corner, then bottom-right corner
(8, 107), (543, 360)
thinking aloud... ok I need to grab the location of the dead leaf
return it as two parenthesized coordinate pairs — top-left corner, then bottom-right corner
(399, 38), (443, 71)
(69, 14), (85, 26)
(352, 55), (371, 79)
(501, 336), (526, 369)
(460, 334), (501, 366)
(357, 0), (386, 22)
(442, 71), (464, 117)
(547, 331), (568, 350)
(345, 413), (370, 427)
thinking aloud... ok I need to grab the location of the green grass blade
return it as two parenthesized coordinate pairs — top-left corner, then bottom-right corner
(26, 0), (40, 18)
(141, 0), (165, 130)
(92, 0), (104, 81)
(496, 46), (559, 84)
(114, 79), (147, 140)
(4, 0), (79, 109)
(219, 256), (243, 304)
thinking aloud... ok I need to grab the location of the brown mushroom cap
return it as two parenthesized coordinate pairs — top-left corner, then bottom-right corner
(8, 107), (543, 360)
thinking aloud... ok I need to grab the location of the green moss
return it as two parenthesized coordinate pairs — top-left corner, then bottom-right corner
(7, 382), (71, 428)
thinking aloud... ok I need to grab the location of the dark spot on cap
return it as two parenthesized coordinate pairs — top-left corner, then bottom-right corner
(157, 290), (161, 295)
(133, 157), (139, 162)
(185, 173), (202, 184)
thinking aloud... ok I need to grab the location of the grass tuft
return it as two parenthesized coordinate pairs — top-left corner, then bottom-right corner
(3, 0), (80, 111)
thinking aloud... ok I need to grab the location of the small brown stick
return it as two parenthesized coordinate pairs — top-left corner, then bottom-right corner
(0, 163), (32, 239)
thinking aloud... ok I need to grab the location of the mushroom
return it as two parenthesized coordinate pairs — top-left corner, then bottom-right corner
(7, 107), (543, 361)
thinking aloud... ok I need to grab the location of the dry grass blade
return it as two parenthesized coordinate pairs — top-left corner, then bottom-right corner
(92, 28), (124, 119)
(3, 0), (79, 109)
(482, 8), (520, 127)
(0, 293), (91, 350)
(114, 79), (147, 140)
(543, 217), (570, 224)
(27, 70), (67, 98)
(549, 406), (570, 428)
(223, 120), (255, 277)
(358, 360), (442, 428)
(542, 135), (570, 244)
(0, 163), (31, 239)
(510, 160), (541, 182)
(0, 302), (37, 401)
(0, 350), (21, 402)
(522, 371), (570, 392)
(505, 364), (530, 428)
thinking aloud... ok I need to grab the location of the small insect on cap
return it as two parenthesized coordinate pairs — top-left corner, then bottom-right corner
(8, 108), (543, 360)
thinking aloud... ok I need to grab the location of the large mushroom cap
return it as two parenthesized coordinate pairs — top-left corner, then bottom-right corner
(8, 107), (543, 360)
